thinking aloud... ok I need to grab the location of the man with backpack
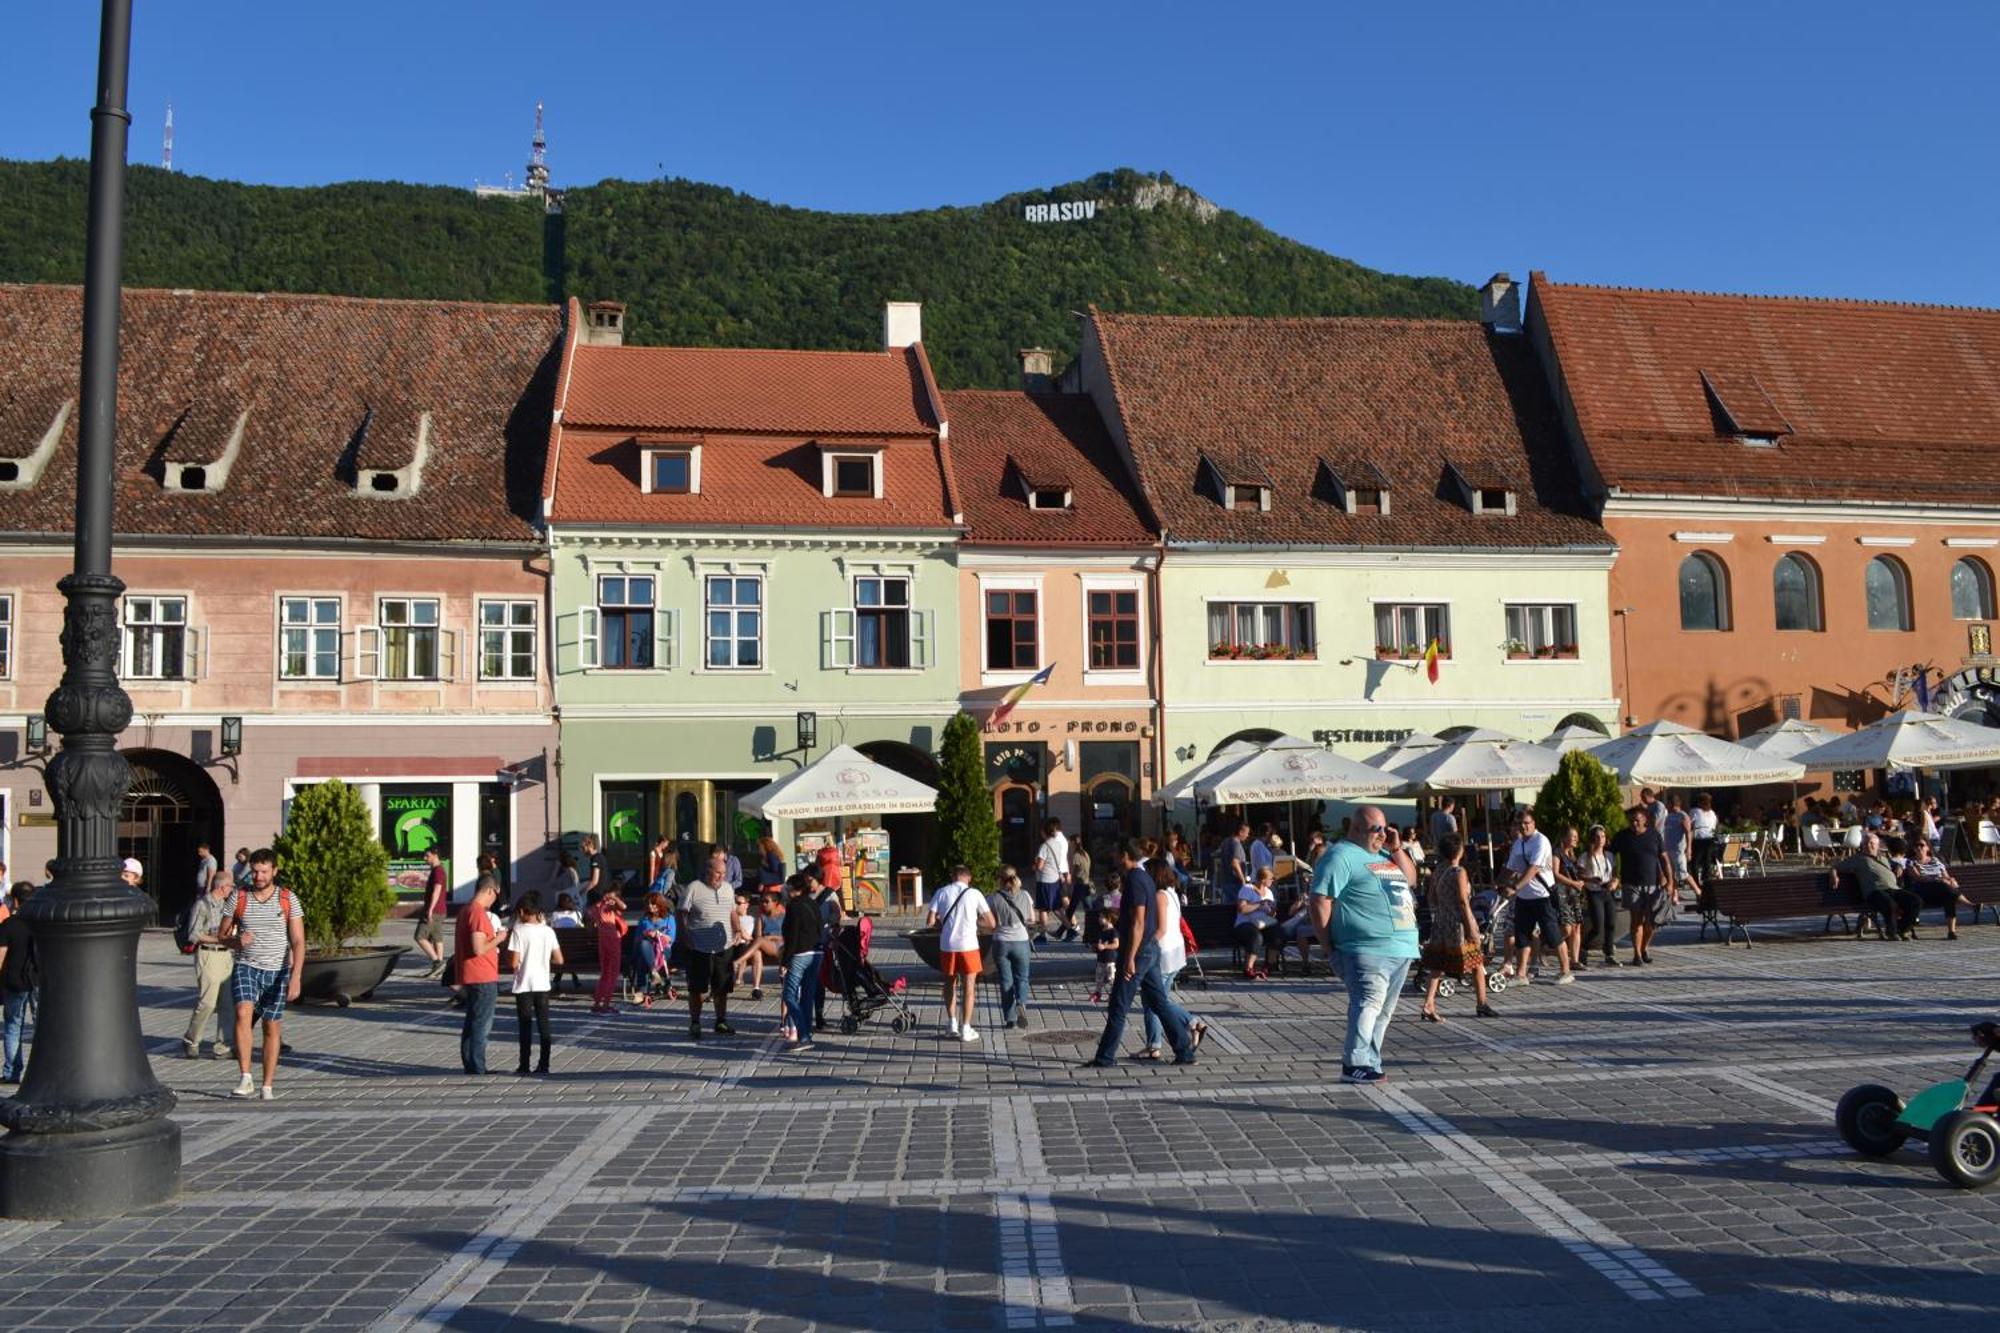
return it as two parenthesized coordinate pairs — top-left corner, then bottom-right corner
(180, 869), (237, 1060)
(0, 881), (36, 1083)
(227, 848), (304, 1100)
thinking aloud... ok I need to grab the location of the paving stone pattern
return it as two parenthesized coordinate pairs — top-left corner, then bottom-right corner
(0, 919), (1997, 1330)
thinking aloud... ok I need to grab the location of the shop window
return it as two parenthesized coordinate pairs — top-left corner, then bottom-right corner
(1374, 603), (1450, 660)
(279, 596), (341, 680)
(1208, 601), (1315, 661)
(1951, 556), (1995, 621)
(123, 595), (191, 680)
(1678, 552), (1731, 631)
(704, 575), (763, 670)
(478, 599), (538, 681)
(1503, 603), (1577, 658)
(985, 589), (1038, 671)
(1087, 588), (1141, 671)
(1865, 555), (1912, 631)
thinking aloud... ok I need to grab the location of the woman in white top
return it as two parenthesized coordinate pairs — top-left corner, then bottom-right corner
(508, 893), (564, 1075)
(1232, 867), (1283, 979)
(1688, 792), (1720, 912)
(1140, 858), (1207, 1060)
(1579, 825), (1620, 967)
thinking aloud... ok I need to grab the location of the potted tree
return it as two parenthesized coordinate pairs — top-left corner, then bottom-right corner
(275, 779), (404, 1007)
(914, 712), (1003, 973)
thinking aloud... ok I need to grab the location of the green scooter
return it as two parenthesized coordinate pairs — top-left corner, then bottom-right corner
(1836, 1021), (2000, 1190)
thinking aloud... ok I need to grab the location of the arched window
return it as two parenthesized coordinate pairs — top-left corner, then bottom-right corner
(1772, 553), (1823, 631)
(1951, 556), (1995, 621)
(1864, 555), (1912, 631)
(1678, 552), (1730, 631)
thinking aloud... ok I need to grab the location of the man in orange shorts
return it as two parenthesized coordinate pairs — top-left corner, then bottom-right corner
(928, 864), (995, 1043)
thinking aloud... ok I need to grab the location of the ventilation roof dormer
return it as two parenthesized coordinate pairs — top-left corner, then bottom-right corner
(1315, 457), (1393, 515)
(1199, 450), (1273, 513)
(1006, 454), (1074, 511)
(0, 389), (73, 491)
(1440, 458), (1515, 516)
(1700, 367), (1791, 445)
(351, 407), (432, 499)
(156, 399), (250, 494)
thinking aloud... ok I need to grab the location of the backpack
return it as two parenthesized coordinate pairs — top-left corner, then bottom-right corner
(173, 899), (199, 955)
(218, 887), (297, 945)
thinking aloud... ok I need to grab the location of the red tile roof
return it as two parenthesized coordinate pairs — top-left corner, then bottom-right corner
(1532, 276), (2000, 504)
(942, 391), (1154, 546)
(1090, 311), (1607, 549)
(0, 285), (562, 543)
(546, 335), (957, 530)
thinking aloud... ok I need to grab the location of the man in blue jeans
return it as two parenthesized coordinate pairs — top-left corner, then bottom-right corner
(1083, 842), (1195, 1068)
(1311, 805), (1420, 1085)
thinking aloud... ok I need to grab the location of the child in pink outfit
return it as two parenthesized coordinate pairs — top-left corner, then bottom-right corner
(590, 891), (628, 1013)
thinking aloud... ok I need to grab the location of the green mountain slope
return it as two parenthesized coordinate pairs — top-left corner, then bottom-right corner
(0, 160), (1472, 388)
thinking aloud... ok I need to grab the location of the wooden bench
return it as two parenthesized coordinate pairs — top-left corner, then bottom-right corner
(1708, 870), (1870, 946)
(1946, 862), (2000, 926)
(1183, 900), (1325, 977)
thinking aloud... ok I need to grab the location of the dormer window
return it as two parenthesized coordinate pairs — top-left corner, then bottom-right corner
(1229, 484), (1269, 512)
(1029, 487), (1072, 511)
(1350, 487), (1385, 515)
(1475, 487), (1514, 515)
(1441, 460), (1513, 516)
(1317, 457), (1392, 516)
(820, 446), (884, 499)
(641, 445), (700, 495)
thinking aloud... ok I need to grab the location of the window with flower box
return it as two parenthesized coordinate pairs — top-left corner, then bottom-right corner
(1373, 603), (1450, 660)
(1503, 603), (1578, 659)
(1207, 601), (1315, 660)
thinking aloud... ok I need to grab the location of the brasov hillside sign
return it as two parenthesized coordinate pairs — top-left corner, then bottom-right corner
(1024, 200), (1102, 222)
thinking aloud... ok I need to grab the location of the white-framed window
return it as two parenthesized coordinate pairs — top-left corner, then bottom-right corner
(824, 573), (932, 670)
(1373, 602), (1451, 659)
(1028, 487), (1072, 511)
(1227, 484), (1270, 512)
(0, 593), (12, 679)
(1473, 487), (1515, 515)
(1503, 603), (1578, 658)
(478, 599), (538, 681)
(820, 449), (883, 499)
(581, 574), (656, 670)
(1207, 600), (1315, 661)
(278, 596), (341, 680)
(703, 574), (763, 670)
(640, 446), (700, 495)
(360, 597), (450, 682)
(123, 595), (194, 680)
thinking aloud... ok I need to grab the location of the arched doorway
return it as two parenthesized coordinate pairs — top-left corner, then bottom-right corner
(120, 748), (224, 924)
(856, 740), (942, 907)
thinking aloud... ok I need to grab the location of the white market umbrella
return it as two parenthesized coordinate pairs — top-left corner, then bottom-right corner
(1587, 720), (1805, 788)
(1736, 718), (1843, 762)
(1363, 731), (1445, 773)
(1153, 738), (1261, 806)
(1392, 729), (1563, 792)
(1792, 709), (2000, 773)
(1541, 721), (1612, 754)
(1196, 736), (1407, 803)
(738, 744), (937, 819)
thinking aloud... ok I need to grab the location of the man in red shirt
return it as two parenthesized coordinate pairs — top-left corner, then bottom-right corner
(455, 877), (507, 1074)
(415, 848), (448, 978)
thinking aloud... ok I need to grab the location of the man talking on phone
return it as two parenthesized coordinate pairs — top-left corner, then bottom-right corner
(1310, 807), (1419, 1085)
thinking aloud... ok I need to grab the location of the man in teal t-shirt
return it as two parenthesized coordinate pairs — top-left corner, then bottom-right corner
(1310, 806), (1419, 1084)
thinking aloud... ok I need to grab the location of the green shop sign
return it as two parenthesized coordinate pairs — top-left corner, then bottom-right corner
(382, 785), (451, 893)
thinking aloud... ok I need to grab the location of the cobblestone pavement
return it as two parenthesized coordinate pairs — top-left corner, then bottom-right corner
(3, 916), (1999, 1331)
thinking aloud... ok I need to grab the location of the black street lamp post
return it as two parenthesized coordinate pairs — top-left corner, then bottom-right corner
(0, 0), (182, 1219)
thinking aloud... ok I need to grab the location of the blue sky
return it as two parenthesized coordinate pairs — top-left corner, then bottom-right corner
(6, 2), (1997, 304)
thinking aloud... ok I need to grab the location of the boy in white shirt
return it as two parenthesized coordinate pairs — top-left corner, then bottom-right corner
(928, 865), (996, 1042)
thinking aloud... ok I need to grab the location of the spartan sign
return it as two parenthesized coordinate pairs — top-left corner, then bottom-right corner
(1024, 201), (1101, 222)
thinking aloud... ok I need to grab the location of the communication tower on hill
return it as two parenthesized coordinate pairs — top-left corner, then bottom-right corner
(161, 101), (173, 172)
(475, 101), (563, 213)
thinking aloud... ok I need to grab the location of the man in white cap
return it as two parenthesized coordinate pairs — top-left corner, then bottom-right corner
(120, 857), (144, 889)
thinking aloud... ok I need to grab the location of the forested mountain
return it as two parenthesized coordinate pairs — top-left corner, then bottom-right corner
(1, 160), (1473, 387)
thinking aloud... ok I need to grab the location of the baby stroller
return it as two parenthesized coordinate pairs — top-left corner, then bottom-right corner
(825, 917), (914, 1034)
(1415, 892), (1512, 999)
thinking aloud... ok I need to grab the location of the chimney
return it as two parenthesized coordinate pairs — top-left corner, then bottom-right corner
(1017, 347), (1056, 393)
(1479, 273), (1521, 333)
(582, 300), (626, 347)
(883, 301), (923, 350)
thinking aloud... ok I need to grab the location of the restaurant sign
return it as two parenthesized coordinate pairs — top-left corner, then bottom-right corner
(381, 785), (451, 893)
(1311, 728), (1415, 746)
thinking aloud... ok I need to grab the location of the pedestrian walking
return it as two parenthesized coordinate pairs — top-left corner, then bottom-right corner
(1611, 807), (1667, 965)
(0, 883), (37, 1083)
(812, 870), (844, 1031)
(193, 841), (218, 904)
(1419, 835), (1496, 1021)
(120, 856), (144, 891)
(1580, 824), (1621, 965)
(579, 833), (606, 902)
(1084, 842), (1195, 1069)
(1554, 825), (1589, 972)
(231, 847), (253, 888)
(1139, 857), (1205, 1061)
(1504, 811), (1574, 984)
(1310, 806), (1419, 1085)
(680, 849), (744, 1039)
(413, 846), (448, 978)
(588, 888), (628, 1014)
(455, 877), (508, 1074)
(990, 867), (1035, 1030)
(929, 865), (995, 1042)
(779, 872), (825, 1050)
(181, 869), (237, 1059)
(508, 892), (561, 1075)
(1689, 792), (1720, 913)
(226, 849), (304, 1100)
(1032, 818), (1071, 942)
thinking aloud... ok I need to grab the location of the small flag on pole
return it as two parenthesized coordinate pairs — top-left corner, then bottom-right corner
(1423, 638), (1441, 684)
(990, 662), (1055, 727)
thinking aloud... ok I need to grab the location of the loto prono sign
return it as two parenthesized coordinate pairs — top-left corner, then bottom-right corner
(1024, 200), (1102, 222)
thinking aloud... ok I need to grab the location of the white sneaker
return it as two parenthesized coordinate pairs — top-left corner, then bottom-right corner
(231, 1074), (254, 1098)
(1554, 973), (1576, 986)
(961, 1026), (980, 1043)
(259, 1084), (275, 1101)
(948, 1017), (962, 1035)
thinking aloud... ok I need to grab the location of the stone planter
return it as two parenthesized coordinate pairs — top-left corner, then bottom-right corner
(297, 944), (409, 1007)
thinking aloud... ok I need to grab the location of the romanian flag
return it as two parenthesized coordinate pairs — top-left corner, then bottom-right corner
(1423, 638), (1441, 684)
(990, 662), (1055, 727)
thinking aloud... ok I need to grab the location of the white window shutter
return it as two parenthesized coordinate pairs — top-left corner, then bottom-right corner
(577, 607), (600, 670)
(822, 608), (855, 669)
(657, 607), (678, 669)
(354, 625), (381, 680)
(181, 627), (202, 681)
(913, 609), (933, 669)
(440, 628), (459, 682)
